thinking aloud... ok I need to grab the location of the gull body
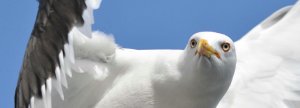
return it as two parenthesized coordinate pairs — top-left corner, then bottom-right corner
(60, 32), (236, 108)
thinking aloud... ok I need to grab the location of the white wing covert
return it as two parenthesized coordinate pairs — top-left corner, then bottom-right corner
(51, 30), (117, 108)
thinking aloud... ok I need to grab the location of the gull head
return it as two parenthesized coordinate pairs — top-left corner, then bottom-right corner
(184, 32), (236, 73)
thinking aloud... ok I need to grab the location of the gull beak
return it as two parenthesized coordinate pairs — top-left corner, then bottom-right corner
(195, 39), (221, 59)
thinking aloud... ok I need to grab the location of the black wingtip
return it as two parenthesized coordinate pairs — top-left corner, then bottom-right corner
(15, 0), (87, 107)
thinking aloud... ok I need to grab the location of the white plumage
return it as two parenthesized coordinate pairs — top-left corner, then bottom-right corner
(218, 1), (300, 108)
(55, 30), (236, 108)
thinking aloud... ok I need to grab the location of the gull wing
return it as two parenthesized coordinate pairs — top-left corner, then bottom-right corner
(14, 0), (108, 108)
(218, 1), (300, 108)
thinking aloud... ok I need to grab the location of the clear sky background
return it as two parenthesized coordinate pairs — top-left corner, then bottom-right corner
(0, 0), (296, 107)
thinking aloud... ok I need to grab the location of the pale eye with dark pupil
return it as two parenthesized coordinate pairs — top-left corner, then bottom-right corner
(190, 39), (197, 48)
(221, 42), (230, 52)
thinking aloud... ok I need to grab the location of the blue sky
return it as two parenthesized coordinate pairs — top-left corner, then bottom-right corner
(0, 0), (296, 107)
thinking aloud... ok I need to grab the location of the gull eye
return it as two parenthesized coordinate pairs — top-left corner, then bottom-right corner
(221, 42), (230, 52)
(190, 39), (197, 48)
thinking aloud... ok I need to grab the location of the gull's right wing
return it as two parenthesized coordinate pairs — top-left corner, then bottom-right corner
(218, 1), (300, 108)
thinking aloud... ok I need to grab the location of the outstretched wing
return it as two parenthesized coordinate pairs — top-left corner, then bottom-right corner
(15, 0), (103, 108)
(218, 1), (300, 108)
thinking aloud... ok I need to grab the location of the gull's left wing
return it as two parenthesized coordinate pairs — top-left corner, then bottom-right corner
(14, 0), (106, 108)
(218, 1), (300, 108)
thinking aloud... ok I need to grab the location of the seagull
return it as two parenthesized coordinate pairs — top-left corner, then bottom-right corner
(218, 1), (300, 108)
(15, 0), (300, 108)
(15, 0), (236, 108)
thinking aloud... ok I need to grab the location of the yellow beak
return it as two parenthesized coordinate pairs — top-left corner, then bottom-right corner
(195, 39), (221, 59)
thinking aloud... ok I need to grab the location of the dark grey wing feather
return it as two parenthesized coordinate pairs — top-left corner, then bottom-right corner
(15, 0), (86, 107)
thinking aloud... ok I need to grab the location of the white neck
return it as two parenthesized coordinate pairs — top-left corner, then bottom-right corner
(151, 52), (234, 108)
